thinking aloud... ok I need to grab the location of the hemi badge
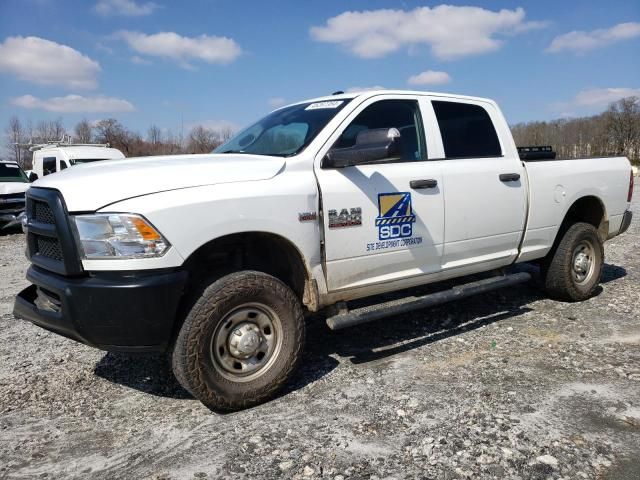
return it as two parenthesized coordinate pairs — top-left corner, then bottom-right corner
(298, 212), (317, 222)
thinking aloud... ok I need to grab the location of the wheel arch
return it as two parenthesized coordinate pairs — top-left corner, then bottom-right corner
(560, 195), (608, 240)
(181, 231), (316, 310)
(547, 195), (608, 259)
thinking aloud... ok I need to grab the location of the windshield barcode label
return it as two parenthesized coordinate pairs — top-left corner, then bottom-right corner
(305, 101), (344, 110)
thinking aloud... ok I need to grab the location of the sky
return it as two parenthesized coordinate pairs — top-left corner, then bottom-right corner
(0, 0), (639, 137)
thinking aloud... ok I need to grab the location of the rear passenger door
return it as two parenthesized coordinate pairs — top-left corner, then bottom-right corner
(428, 99), (526, 270)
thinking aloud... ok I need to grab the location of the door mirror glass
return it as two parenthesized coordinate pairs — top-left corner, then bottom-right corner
(28, 172), (38, 182)
(324, 128), (401, 168)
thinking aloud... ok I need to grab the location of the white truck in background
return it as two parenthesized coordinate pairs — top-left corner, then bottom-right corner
(26, 141), (125, 181)
(14, 90), (634, 412)
(0, 160), (30, 230)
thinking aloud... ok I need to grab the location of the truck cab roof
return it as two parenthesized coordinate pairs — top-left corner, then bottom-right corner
(289, 89), (497, 108)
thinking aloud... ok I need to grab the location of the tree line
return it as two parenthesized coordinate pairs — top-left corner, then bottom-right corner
(4, 117), (234, 169)
(511, 97), (640, 163)
(4, 96), (639, 169)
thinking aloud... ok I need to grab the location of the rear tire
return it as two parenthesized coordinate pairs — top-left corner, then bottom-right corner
(541, 222), (604, 301)
(172, 271), (305, 411)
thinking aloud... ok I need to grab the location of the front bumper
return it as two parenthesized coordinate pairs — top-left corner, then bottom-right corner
(619, 209), (633, 235)
(13, 266), (188, 352)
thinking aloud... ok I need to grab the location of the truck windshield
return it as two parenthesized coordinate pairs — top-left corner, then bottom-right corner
(0, 163), (28, 182)
(214, 99), (352, 157)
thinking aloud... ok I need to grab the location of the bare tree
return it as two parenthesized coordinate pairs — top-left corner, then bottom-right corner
(219, 126), (234, 142)
(4, 116), (28, 167)
(33, 118), (66, 143)
(74, 119), (93, 143)
(186, 126), (221, 153)
(511, 96), (640, 164)
(94, 118), (128, 146)
(147, 125), (162, 145)
(605, 97), (640, 157)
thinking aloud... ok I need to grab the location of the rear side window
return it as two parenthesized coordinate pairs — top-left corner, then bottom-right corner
(432, 101), (501, 158)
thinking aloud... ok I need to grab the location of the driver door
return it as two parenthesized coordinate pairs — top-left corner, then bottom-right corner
(314, 96), (445, 291)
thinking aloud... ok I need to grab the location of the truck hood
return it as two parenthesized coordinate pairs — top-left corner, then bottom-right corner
(32, 153), (286, 211)
(0, 182), (30, 195)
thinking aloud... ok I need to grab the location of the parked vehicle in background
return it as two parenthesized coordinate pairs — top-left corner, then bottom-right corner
(28, 140), (124, 181)
(0, 160), (30, 231)
(14, 89), (634, 411)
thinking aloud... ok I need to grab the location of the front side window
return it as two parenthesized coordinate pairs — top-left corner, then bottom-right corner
(432, 101), (501, 158)
(42, 157), (57, 175)
(214, 99), (351, 157)
(330, 99), (425, 164)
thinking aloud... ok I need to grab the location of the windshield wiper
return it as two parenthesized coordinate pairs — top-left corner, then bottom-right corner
(219, 149), (245, 154)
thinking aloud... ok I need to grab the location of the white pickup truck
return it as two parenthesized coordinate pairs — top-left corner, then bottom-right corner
(14, 90), (634, 411)
(0, 160), (30, 230)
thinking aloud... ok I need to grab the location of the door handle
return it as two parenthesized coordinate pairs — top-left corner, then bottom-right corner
(499, 173), (520, 182)
(410, 179), (438, 189)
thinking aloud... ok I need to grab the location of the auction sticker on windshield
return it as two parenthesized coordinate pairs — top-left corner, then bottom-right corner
(305, 101), (344, 110)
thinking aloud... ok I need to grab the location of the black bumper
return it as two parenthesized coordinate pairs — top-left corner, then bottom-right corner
(14, 266), (188, 353)
(619, 209), (633, 235)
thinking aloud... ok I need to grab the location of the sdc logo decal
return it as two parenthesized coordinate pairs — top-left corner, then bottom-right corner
(375, 192), (416, 240)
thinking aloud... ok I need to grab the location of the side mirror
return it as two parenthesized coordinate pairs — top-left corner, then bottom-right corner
(324, 128), (401, 168)
(28, 172), (38, 182)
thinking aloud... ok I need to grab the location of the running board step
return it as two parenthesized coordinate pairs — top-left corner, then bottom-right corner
(326, 272), (532, 331)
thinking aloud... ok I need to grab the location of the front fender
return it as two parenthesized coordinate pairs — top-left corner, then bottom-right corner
(89, 173), (321, 273)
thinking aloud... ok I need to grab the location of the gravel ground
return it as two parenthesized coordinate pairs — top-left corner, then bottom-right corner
(1, 198), (639, 480)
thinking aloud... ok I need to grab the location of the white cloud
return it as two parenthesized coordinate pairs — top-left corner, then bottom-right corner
(0, 36), (100, 89)
(94, 0), (159, 16)
(95, 42), (114, 55)
(268, 97), (286, 108)
(547, 22), (640, 54)
(310, 5), (546, 60)
(11, 94), (135, 113)
(573, 88), (640, 107)
(346, 85), (385, 93)
(550, 87), (640, 112)
(131, 55), (152, 65)
(116, 31), (242, 67)
(407, 70), (451, 86)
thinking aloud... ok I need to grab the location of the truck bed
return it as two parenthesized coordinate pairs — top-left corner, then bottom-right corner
(517, 156), (631, 262)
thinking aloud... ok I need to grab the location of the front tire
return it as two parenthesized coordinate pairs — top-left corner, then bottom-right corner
(541, 222), (604, 301)
(172, 271), (305, 411)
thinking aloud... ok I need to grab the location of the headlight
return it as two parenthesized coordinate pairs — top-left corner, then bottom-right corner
(71, 213), (170, 259)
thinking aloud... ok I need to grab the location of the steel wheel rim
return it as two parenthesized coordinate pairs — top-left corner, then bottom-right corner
(210, 302), (282, 382)
(572, 240), (596, 285)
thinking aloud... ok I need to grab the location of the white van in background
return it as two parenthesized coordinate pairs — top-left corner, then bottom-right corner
(29, 142), (125, 181)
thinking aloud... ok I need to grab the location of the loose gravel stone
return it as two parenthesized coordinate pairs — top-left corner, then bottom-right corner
(0, 196), (639, 479)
